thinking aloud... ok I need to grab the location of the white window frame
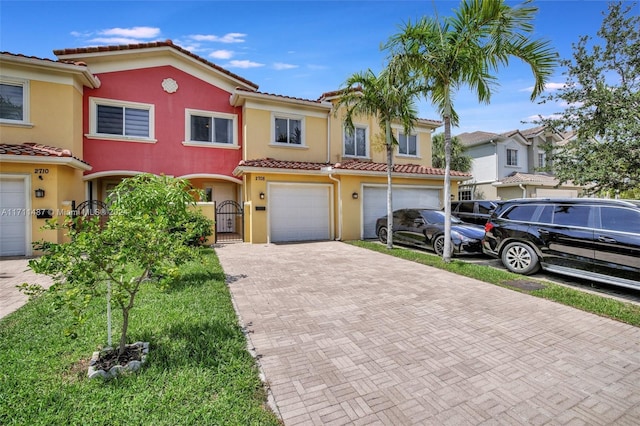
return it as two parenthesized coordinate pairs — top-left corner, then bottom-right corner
(183, 108), (238, 149)
(538, 151), (546, 168)
(271, 112), (305, 146)
(506, 148), (518, 167)
(397, 131), (419, 157)
(0, 77), (30, 126)
(343, 125), (369, 158)
(87, 97), (156, 143)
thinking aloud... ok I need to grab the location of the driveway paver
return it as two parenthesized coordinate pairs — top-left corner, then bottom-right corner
(0, 258), (52, 319)
(216, 241), (640, 425)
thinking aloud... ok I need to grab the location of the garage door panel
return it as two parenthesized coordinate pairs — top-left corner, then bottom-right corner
(0, 178), (27, 256)
(270, 184), (331, 243)
(363, 186), (440, 239)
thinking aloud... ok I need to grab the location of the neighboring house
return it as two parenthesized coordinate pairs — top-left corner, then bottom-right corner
(0, 52), (99, 256)
(456, 127), (583, 200)
(1, 41), (470, 251)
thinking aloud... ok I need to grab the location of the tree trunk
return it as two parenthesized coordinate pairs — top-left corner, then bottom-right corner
(443, 114), (453, 263)
(386, 121), (394, 250)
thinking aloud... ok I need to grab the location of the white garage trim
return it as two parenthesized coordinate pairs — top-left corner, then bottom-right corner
(268, 182), (334, 243)
(0, 174), (32, 256)
(362, 184), (441, 239)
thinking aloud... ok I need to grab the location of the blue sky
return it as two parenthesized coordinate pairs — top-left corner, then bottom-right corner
(1, 0), (632, 135)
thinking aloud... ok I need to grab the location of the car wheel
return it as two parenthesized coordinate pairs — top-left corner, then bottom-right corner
(433, 235), (453, 257)
(501, 242), (540, 275)
(377, 227), (388, 244)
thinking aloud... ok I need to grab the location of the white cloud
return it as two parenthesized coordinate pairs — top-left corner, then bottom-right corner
(210, 50), (234, 60)
(273, 62), (298, 70)
(227, 60), (264, 69)
(88, 37), (149, 45)
(520, 81), (566, 92)
(190, 33), (246, 43)
(99, 26), (161, 39)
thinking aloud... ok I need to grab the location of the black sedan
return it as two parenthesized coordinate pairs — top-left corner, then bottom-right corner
(376, 208), (485, 256)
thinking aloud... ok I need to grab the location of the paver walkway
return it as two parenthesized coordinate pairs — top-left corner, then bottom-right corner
(216, 241), (640, 425)
(0, 257), (52, 319)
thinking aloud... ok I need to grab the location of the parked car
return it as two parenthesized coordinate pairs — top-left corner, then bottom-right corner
(450, 200), (499, 225)
(376, 208), (485, 256)
(482, 198), (640, 290)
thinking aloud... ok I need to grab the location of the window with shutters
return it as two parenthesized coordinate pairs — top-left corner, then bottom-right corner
(88, 97), (155, 142)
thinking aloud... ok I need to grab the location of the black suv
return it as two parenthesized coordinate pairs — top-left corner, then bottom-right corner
(451, 200), (499, 225)
(482, 198), (640, 290)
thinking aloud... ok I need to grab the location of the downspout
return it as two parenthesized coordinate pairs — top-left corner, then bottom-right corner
(326, 109), (332, 164)
(519, 184), (527, 199)
(327, 173), (342, 241)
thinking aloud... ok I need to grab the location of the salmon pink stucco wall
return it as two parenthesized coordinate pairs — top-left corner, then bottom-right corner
(82, 65), (243, 177)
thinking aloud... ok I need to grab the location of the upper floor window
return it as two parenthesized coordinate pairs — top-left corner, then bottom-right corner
(344, 125), (367, 158)
(89, 97), (154, 142)
(273, 115), (302, 145)
(398, 132), (417, 156)
(538, 152), (546, 168)
(0, 79), (28, 123)
(506, 148), (518, 166)
(185, 109), (237, 146)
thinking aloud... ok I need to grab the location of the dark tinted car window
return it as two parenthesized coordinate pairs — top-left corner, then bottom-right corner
(458, 202), (474, 213)
(501, 205), (539, 221)
(553, 205), (590, 227)
(538, 205), (553, 224)
(600, 207), (640, 233)
(477, 202), (494, 215)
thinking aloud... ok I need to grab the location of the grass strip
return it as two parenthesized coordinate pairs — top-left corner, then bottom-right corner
(0, 248), (280, 426)
(348, 240), (640, 327)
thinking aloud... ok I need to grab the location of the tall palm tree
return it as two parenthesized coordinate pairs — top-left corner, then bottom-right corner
(386, 0), (557, 261)
(336, 68), (418, 249)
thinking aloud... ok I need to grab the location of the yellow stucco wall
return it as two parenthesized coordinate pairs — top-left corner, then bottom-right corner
(243, 103), (330, 163)
(0, 79), (83, 154)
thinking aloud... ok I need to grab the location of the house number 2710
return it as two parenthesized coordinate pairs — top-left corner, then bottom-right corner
(34, 168), (50, 174)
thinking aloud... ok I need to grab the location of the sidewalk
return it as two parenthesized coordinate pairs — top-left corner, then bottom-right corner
(0, 257), (53, 319)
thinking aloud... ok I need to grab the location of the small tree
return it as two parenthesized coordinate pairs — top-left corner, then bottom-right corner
(536, 2), (640, 195)
(26, 174), (212, 357)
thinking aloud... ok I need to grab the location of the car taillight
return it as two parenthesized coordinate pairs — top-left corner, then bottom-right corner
(484, 222), (494, 233)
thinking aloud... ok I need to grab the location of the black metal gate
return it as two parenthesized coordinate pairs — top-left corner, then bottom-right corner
(216, 200), (243, 243)
(73, 200), (110, 229)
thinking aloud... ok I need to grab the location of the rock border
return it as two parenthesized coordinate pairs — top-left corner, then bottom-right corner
(88, 341), (149, 379)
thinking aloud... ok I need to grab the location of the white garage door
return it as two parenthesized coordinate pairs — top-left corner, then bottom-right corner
(269, 184), (331, 243)
(363, 186), (440, 239)
(536, 188), (578, 198)
(0, 177), (27, 256)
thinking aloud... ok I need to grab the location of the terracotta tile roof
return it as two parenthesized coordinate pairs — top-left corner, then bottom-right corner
(237, 158), (470, 177)
(53, 40), (259, 90)
(499, 172), (559, 184)
(234, 87), (328, 105)
(0, 51), (87, 67)
(0, 142), (90, 166)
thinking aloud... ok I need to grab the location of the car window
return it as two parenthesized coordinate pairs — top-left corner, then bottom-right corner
(552, 205), (591, 227)
(537, 205), (553, 224)
(600, 207), (640, 233)
(458, 202), (474, 213)
(501, 205), (538, 221)
(477, 202), (494, 215)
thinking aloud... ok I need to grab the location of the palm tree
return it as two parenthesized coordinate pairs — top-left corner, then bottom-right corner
(335, 68), (418, 249)
(432, 133), (472, 173)
(385, 0), (557, 261)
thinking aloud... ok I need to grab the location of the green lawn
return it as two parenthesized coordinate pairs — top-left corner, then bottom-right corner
(349, 240), (640, 327)
(0, 248), (280, 426)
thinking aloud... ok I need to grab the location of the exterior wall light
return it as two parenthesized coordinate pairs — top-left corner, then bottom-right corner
(259, 192), (265, 200)
(35, 188), (45, 198)
(352, 192), (359, 199)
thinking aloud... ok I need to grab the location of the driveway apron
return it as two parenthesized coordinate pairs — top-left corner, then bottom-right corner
(215, 241), (640, 425)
